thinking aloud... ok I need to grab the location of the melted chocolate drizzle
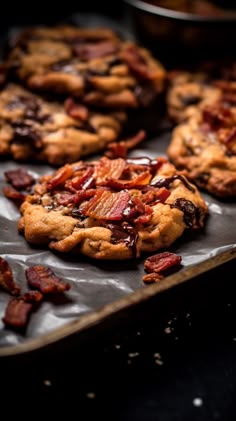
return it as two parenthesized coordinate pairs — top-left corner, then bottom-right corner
(107, 222), (138, 257)
(151, 174), (195, 192)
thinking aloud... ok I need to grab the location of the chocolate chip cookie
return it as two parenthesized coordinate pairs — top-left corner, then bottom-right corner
(167, 71), (221, 123)
(18, 155), (208, 260)
(0, 83), (126, 165)
(167, 102), (236, 198)
(6, 25), (166, 109)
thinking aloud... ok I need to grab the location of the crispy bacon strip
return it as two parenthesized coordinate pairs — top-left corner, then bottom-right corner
(25, 265), (71, 294)
(73, 40), (118, 60)
(105, 130), (146, 159)
(102, 170), (151, 190)
(70, 166), (95, 190)
(2, 298), (33, 329)
(65, 98), (89, 121)
(144, 252), (182, 274)
(47, 164), (73, 190)
(143, 252), (182, 283)
(4, 168), (35, 190)
(3, 186), (26, 204)
(202, 104), (233, 130)
(142, 187), (171, 205)
(54, 191), (76, 206)
(214, 80), (236, 105)
(0, 257), (21, 296)
(95, 157), (126, 184)
(221, 127), (236, 145)
(82, 189), (130, 220)
(120, 44), (152, 80)
(73, 188), (96, 205)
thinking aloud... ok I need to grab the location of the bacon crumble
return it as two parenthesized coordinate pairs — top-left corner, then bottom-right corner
(0, 256), (21, 296)
(25, 265), (71, 294)
(4, 168), (35, 190)
(2, 298), (34, 329)
(1, 260), (71, 331)
(105, 130), (146, 159)
(143, 252), (182, 283)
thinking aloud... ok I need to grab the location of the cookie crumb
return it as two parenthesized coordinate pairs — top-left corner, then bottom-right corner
(43, 379), (52, 387)
(164, 327), (172, 334)
(154, 352), (164, 365)
(86, 392), (96, 399)
(128, 352), (140, 358)
(193, 397), (203, 407)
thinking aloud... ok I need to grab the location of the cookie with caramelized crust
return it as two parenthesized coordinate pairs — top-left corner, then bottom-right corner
(167, 102), (236, 198)
(6, 25), (166, 109)
(18, 156), (208, 260)
(0, 83), (126, 165)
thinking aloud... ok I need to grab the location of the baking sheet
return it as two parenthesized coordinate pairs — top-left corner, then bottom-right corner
(0, 14), (236, 356)
(0, 130), (235, 354)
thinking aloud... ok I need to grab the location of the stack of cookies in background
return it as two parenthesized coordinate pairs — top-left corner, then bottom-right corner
(166, 65), (236, 198)
(0, 25), (166, 166)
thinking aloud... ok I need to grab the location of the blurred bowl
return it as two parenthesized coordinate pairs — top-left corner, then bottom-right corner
(124, 0), (236, 65)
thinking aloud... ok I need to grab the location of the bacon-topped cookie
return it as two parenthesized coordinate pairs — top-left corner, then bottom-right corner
(0, 83), (126, 165)
(167, 101), (236, 198)
(18, 156), (208, 260)
(6, 25), (166, 109)
(166, 71), (221, 123)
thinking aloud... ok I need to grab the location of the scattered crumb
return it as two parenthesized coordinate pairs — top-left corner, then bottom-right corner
(228, 303), (231, 307)
(164, 327), (172, 334)
(186, 313), (190, 318)
(193, 397), (203, 407)
(128, 352), (140, 358)
(86, 392), (96, 399)
(115, 344), (121, 349)
(43, 379), (52, 387)
(155, 359), (164, 366)
(153, 352), (164, 365)
(136, 331), (141, 336)
(127, 359), (131, 364)
(233, 338), (236, 342)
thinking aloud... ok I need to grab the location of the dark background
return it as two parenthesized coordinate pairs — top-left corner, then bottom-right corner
(0, 1), (125, 28)
(1, 259), (236, 420)
(0, 2), (236, 420)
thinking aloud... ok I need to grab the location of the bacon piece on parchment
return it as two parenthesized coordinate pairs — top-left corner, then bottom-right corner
(0, 256), (21, 296)
(4, 168), (35, 190)
(143, 252), (182, 283)
(25, 265), (71, 294)
(2, 291), (43, 329)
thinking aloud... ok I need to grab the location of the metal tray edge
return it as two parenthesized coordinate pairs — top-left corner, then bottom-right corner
(0, 247), (235, 358)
